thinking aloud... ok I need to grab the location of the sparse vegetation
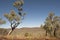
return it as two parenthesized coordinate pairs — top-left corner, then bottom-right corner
(25, 32), (29, 37)
(43, 12), (60, 37)
(0, 0), (60, 40)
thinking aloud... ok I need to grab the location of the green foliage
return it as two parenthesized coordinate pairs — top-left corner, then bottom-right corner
(23, 13), (26, 16)
(25, 33), (29, 37)
(4, 10), (20, 22)
(13, 0), (24, 8)
(43, 12), (60, 37)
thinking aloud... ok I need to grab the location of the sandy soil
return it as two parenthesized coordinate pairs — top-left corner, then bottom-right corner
(0, 36), (60, 40)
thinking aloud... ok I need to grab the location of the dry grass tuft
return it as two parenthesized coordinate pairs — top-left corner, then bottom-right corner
(0, 35), (60, 40)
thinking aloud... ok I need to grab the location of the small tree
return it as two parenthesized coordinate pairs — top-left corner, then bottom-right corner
(4, 10), (21, 35)
(4, 0), (25, 35)
(43, 12), (54, 36)
(43, 12), (60, 37)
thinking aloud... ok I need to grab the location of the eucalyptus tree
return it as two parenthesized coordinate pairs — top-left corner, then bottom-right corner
(4, 0), (26, 35)
(53, 16), (60, 37)
(43, 12), (60, 37)
(43, 12), (54, 36)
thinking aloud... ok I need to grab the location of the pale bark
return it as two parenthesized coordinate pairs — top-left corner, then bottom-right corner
(8, 30), (12, 35)
(7, 22), (20, 35)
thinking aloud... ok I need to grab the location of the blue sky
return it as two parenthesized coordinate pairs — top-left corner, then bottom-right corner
(0, 0), (60, 28)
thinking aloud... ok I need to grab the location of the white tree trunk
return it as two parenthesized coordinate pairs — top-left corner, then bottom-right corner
(7, 30), (13, 35)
